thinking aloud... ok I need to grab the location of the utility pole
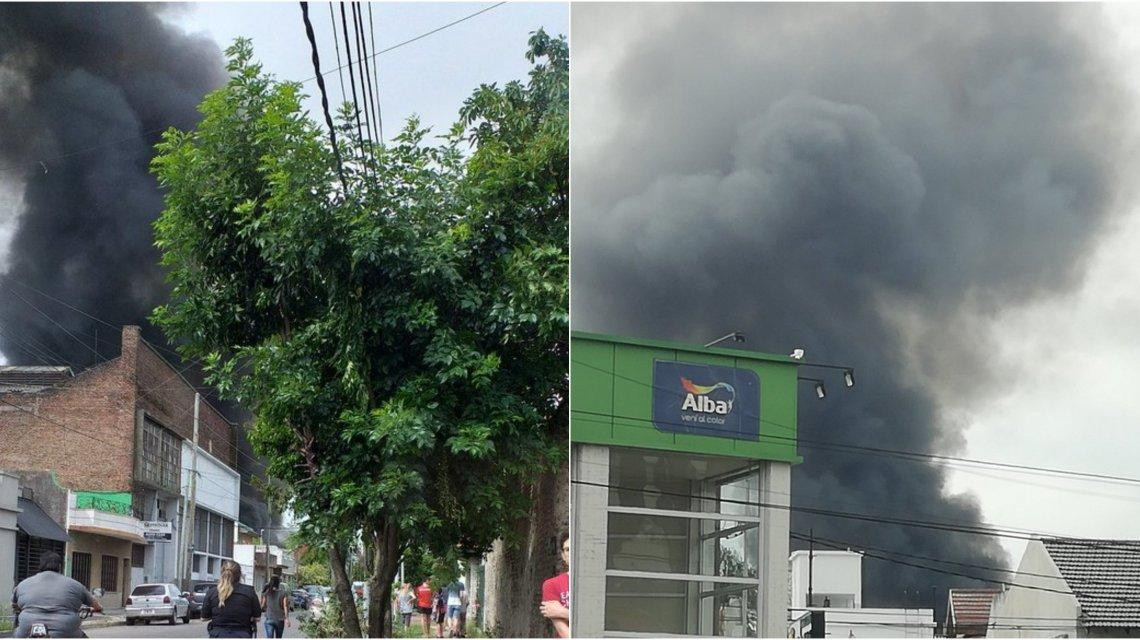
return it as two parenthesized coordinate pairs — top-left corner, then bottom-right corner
(807, 528), (814, 609)
(180, 393), (201, 590)
(261, 528), (267, 592)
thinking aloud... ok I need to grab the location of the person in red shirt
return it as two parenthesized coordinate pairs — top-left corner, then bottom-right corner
(415, 580), (434, 635)
(539, 533), (570, 638)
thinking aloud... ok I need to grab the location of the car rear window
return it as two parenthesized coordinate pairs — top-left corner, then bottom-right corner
(194, 584), (214, 593)
(131, 585), (166, 596)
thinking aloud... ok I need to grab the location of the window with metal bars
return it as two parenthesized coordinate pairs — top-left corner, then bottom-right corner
(100, 555), (118, 592)
(131, 544), (146, 568)
(71, 552), (91, 588)
(15, 530), (65, 584)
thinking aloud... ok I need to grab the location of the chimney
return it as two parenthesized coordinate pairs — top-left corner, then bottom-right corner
(120, 325), (141, 375)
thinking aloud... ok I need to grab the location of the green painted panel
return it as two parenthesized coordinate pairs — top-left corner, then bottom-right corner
(74, 491), (132, 516)
(570, 339), (615, 418)
(571, 333), (801, 463)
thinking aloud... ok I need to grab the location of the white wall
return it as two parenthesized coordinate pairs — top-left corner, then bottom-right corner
(789, 550), (863, 609)
(987, 541), (1080, 638)
(820, 608), (935, 638)
(180, 443), (240, 521)
(761, 461), (792, 638)
(0, 472), (19, 603)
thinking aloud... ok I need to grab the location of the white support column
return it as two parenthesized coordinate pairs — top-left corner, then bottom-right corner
(571, 444), (609, 638)
(760, 461), (792, 638)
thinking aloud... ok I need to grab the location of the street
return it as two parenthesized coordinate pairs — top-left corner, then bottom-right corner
(85, 613), (305, 638)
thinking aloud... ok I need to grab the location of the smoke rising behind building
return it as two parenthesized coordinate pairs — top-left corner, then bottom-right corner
(571, 3), (1135, 613)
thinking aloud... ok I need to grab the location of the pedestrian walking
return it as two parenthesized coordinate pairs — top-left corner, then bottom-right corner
(415, 579), (434, 635)
(432, 588), (447, 638)
(259, 576), (290, 638)
(202, 560), (262, 638)
(539, 533), (570, 638)
(394, 583), (415, 629)
(445, 579), (465, 637)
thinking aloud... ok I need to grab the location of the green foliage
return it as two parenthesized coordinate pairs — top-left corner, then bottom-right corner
(299, 595), (363, 639)
(297, 561), (331, 587)
(150, 26), (567, 620)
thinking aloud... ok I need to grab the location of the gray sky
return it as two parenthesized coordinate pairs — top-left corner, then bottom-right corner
(571, 2), (1140, 604)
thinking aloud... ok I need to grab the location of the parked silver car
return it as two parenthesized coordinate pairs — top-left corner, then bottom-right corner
(125, 583), (191, 625)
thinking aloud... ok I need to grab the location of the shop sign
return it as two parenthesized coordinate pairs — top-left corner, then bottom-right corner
(652, 360), (760, 439)
(143, 520), (173, 543)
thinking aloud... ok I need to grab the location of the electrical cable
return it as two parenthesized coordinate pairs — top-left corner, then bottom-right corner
(328, 2), (348, 109)
(350, 3), (375, 163)
(573, 478), (1140, 553)
(353, 2), (380, 156)
(367, 2), (383, 142)
(338, 3), (368, 168)
(791, 531), (1140, 605)
(570, 358), (1140, 487)
(300, 1), (349, 191)
(1, 284), (104, 365)
(0, 3), (507, 176)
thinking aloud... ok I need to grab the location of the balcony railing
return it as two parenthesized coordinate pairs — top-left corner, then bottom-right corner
(73, 495), (143, 519)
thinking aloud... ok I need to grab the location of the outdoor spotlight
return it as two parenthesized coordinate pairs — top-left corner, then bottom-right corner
(790, 348), (805, 360)
(844, 369), (855, 388)
(815, 382), (826, 399)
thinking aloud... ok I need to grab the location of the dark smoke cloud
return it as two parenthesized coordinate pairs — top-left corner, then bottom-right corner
(572, 3), (1133, 614)
(0, 3), (224, 368)
(0, 3), (278, 532)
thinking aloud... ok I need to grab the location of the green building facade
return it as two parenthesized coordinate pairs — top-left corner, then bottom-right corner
(570, 331), (800, 638)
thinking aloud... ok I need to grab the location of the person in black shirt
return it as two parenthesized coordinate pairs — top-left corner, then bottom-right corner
(202, 560), (261, 638)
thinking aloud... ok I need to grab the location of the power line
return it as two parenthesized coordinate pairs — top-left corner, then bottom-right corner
(0, 3), (508, 176)
(299, 3), (507, 85)
(338, 2), (368, 167)
(299, 1), (348, 190)
(1, 283), (104, 365)
(367, 2), (383, 142)
(351, 2), (378, 163)
(573, 478), (1140, 553)
(570, 358), (1140, 487)
(328, 2), (348, 106)
(791, 531), (1140, 606)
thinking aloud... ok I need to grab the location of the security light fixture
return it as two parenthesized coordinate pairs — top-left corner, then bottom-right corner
(798, 377), (826, 400)
(843, 369), (855, 388)
(705, 332), (746, 348)
(790, 348), (805, 360)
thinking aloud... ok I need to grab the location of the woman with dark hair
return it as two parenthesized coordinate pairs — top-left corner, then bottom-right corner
(259, 576), (290, 638)
(202, 560), (261, 638)
(10, 552), (102, 638)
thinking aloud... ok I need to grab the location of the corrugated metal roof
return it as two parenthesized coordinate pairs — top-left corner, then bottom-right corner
(949, 588), (999, 627)
(1043, 537), (1140, 627)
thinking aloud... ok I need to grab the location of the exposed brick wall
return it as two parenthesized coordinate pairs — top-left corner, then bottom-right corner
(0, 326), (238, 491)
(133, 337), (235, 468)
(0, 356), (135, 491)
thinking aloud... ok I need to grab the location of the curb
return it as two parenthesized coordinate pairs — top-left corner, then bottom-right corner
(84, 616), (127, 630)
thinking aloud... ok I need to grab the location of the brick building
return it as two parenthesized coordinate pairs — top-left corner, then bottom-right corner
(0, 326), (242, 607)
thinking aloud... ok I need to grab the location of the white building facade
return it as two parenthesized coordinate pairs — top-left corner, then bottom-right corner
(180, 442), (240, 584)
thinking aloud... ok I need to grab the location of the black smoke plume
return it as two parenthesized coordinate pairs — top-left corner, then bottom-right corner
(571, 3), (1132, 618)
(0, 3), (277, 533)
(0, 3), (223, 367)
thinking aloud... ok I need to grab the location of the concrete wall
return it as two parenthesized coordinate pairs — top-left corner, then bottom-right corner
(180, 443), (240, 521)
(789, 550), (863, 609)
(987, 540), (1080, 638)
(0, 472), (19, 606)
(569, 444), (607, 638)
(67, 531), (134, 609)
(761, 461), (792, 639)
(818, 608), (935, 638)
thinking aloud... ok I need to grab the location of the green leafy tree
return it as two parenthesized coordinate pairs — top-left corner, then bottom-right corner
(151, 31), (566, 638)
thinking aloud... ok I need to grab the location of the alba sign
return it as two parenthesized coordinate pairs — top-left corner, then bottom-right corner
(652, 360), (760, 439)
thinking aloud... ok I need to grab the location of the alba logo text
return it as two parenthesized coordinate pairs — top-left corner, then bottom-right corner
(680, 377), (736, 415)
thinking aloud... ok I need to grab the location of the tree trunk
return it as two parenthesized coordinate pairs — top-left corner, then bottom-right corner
(328, 544), (364, 637)
(365, 518), (401, 637)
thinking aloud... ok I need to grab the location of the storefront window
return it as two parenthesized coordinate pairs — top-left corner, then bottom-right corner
(601, 447), (764, 637)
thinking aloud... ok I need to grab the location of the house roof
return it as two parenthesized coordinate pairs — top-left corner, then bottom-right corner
(1043, 537), (1140, 627)
(948, 588), (999, 628)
